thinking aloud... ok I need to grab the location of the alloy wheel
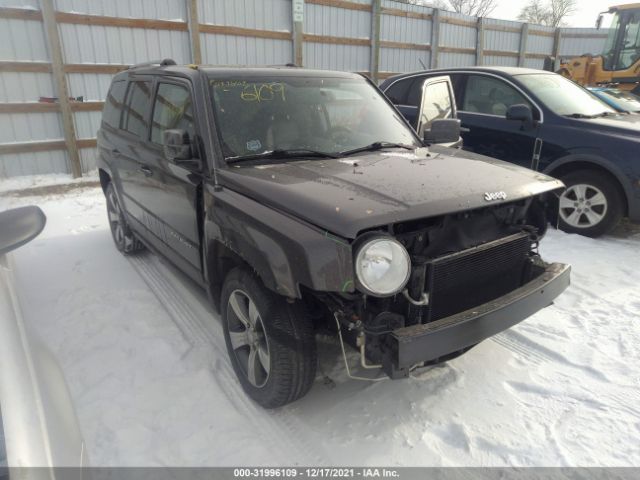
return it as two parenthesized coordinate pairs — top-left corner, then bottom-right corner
(107, 188), (126, 247)
(559, 183), (608, 229)
(226, 289), (271, 388)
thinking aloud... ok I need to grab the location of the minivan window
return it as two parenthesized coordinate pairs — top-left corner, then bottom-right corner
(102, 80), (126, 129)
(463, 75), (531, 116)
(517, 74), (615, 117)
(151, 83), (195, 145)
(122, 81), (152, 139)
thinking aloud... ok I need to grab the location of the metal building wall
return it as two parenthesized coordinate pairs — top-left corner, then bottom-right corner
(0, 0), (65, 177)
(0, 0), (612, 179)
(303, 1), (371, 71)
(559, 28), (608, 57)
(54, 0), (190, 176)
(199, 0), (293, 65)
(379, 1), (431, 74)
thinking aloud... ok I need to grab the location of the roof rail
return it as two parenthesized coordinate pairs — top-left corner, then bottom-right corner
(128, 58), (177, 70)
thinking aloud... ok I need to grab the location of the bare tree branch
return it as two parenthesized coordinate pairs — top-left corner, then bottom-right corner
(517, 0), (576, 27)
(549, 0), (576, 27)
(517, 0), (551, 25)
(448, 0), (498, 17)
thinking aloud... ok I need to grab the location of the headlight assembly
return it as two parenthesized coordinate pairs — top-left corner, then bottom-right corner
(354, 237), (411, 297)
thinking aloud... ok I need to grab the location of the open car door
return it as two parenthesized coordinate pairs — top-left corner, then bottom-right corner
(417, 76), (463, 148)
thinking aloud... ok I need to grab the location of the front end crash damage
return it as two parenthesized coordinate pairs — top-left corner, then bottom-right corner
(317, 191), (571, 379)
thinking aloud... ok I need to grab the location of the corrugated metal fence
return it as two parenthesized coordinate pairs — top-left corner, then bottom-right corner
(0, 0), (608, 179)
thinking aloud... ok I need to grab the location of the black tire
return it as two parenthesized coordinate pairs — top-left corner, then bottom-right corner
(105, 182), (144, 254)
(557, 170), (624, 238)
(221, 267), (317, 408)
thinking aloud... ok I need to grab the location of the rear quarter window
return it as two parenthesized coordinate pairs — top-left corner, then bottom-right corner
(102, 80), (127, 129)
(122, 80), (153, 139)
(384, 77), (413, 105)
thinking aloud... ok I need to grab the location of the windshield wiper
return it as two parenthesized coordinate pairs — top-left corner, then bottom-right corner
(227, 148), (339, 164)
(565, 112), (617, 119)
(564, 113), (597, 119)
(593, 111), (618, 118)
(338, 142), (416, 157)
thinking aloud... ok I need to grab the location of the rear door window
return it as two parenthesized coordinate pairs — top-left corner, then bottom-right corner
(102, 80), (127, 129)
(151, 83), (195, 145)
(122, 80), (153, 139)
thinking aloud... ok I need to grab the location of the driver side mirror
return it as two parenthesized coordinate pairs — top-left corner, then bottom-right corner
(596, 14), (603, 29)
(423, 118), (462, 145)
(0, 206), (46, 256)
(163, 129), (200, 169)
(506, 104), (534, 126)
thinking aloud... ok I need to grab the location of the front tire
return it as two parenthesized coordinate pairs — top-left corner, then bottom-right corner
(558, 170), (624, 238)
(221, 267), (317, 408)
(105, 183), (144, 254)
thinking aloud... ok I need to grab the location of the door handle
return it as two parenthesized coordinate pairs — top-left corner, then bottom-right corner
(139, 165), (153, 177)
(111, 149), (121, 157)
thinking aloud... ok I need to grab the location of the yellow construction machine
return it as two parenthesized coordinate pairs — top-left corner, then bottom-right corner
(558, 3), (640, 93)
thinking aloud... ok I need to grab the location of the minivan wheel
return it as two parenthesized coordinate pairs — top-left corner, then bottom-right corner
(558, 170), (624, 238)
(105, 183), (144, 254)
(221, 267), (317, 408)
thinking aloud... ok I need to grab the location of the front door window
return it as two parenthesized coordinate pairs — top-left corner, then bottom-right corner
(462, 75), (531, 117)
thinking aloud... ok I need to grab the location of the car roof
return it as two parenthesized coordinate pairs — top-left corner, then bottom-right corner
(113, 64), (362, 82)
(383, 66), (553, 84)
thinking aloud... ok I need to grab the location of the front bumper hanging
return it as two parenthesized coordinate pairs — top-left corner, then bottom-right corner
(383, 262), (571, 378)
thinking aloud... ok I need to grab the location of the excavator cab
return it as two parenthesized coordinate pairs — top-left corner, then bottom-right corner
(559, 4), (640, 93)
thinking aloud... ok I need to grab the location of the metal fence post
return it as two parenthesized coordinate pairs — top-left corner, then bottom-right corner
(40, 0), (82, 178)
(476, 17), (484, 66)
(553, 28), (562, 70)
(187, 0), (202, 64)
(292, 0), (304, 66)
(370, 0), (381, 82)
(430, 8), (440, 69)
(518, 22), (529, 67)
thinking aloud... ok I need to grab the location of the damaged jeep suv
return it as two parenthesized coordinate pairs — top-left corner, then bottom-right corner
(97, 61), (570, 408)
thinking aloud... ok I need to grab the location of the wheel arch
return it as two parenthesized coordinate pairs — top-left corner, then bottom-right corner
(205, 239), (266, 313)
(98, 168), (111, 193)
(544, 156), (630, 216)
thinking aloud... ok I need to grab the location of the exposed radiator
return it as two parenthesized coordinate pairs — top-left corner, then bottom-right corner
(425, 232), (531, 322)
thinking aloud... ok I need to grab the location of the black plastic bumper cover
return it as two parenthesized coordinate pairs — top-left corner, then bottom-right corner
(387, 262), (571, 376)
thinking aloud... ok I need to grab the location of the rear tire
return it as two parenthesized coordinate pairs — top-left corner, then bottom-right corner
(221, 267), (317, 408)
(557, 170), (624, 238)
(105, 183), (144, 254)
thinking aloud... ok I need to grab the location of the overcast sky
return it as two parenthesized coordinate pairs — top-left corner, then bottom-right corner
(493, 0), (622, 28)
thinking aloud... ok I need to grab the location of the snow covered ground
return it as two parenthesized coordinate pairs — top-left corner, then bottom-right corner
(1, 184), (639, 467)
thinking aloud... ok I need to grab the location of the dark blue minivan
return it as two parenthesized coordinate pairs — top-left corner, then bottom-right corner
(381, 67), (640, 237)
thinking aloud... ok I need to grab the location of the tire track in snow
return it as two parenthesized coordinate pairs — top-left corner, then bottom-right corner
(128, 254), (326, 466)
(493, 330), (640, 418)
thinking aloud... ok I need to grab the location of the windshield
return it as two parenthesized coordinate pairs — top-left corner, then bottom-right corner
(209, 75), (419, 159)
(516, 74), (616, 117)
(595, 88), (640, 112)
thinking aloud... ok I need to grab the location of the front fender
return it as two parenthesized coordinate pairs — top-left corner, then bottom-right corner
(203, 185), (355, 298)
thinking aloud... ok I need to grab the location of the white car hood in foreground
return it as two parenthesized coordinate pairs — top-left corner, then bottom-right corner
(0, 252), (87, 469)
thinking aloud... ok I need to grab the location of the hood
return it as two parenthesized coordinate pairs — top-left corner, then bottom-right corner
(570, 113), (640, 133)
(217, 147), (564, 239)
